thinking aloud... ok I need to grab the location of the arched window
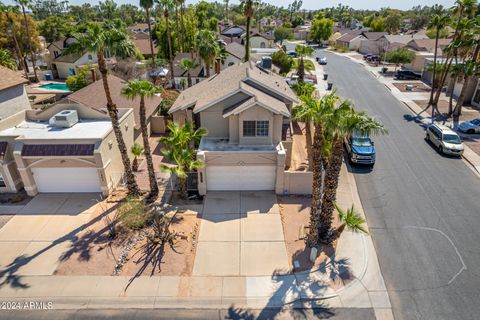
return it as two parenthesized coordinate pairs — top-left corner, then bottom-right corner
(260, 42), (266, 48)
(88, 54), (93, 61)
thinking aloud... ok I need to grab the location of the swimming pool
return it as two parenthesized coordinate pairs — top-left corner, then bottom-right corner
(39, 83), (70, 91)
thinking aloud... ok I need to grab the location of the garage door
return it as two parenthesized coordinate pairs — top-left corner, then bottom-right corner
(31, 167), (102, 193)
(206, 165), (276, 191)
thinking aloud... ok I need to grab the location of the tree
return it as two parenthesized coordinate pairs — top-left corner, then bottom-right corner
(65, 65), (93, 91)
(99, 0), (118, 20)
(16, 0), (41, 81)
(370, 17), (385, 32)
(196, 29), (218, 78)
(30, 0), (68, 20)
(130, 143), (144, 172)
(384, 12), (401, 34)
(37, 15), (73, 42)
(333, 204), (368, 238)
(385, 48), (415, 71)
(179, 58), (198, 88)
(271, 50), (293, 75)
(310, 17), (334, 44)
(273, 26), (292, 45)
(63, 22), (140, 196)
(140, 0), (156, 66)
(122, 80), (164, 200)
(426, 27), (449, 39)
(160, 122), (207, 199)
(240, 0), (256, 62)
(0, 48), (17, 70)
(295, 44), (314, 83)
(157, 0), (176, 86)
(223, 0), (229, 21)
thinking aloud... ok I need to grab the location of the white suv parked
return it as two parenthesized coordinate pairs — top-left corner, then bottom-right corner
(425, 124), (464, 156)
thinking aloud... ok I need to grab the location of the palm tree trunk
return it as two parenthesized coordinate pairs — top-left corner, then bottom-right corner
(453, 45), (479, 117)
(305, 120), (313, 171)
(178, 176), (188, 199)
(298, 57), (305, 83)
(140, 96), (159, 199)
(448, 75), (457, 116)
(174, 2), (183, 53)
(180, 1), (186, 52)
(306, 122), (323, 246)
(21, 5), (38, 83)
(97, 52), (140, 196)
(245, 16), (251, 62)
(187, 70), (192, 87)
(165, 10), (175, 86)
(145, 7), (156, 66)
(428, 29), (439, 107)
(318, 138), (344, 244)
(205, 61), (210, 77)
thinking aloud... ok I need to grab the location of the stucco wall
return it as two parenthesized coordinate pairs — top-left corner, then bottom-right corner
(54, 52), (98, 79)
(204, 151), (277, 166)
(250, 36), (274, 48)
(282, 171), (313, 195)
(229, 115), (239, 143)
(151, 115), (166, 134)
(0, 85), (31, 120)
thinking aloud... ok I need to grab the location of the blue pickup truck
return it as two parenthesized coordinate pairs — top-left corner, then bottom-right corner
(345, 132), (376, 166)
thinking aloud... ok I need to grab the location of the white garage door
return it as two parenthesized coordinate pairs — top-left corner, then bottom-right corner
(31, 167), (102, 193)
(206, 165), (276, 191)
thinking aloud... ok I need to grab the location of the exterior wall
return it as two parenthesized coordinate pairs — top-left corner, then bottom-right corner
(359, 39), (380, 55)
(453, 76), (478, 104)
(200, 103), (229, 138)
(238, 106), (274, 145)
(0, 85), (31, 120)
(221, 55), (242, 70)
(151, 115), (166, 134)
(281, 171), (313, 195)
(228, 115), (239, 143)
(172, 108), (193, 125)
(54, 52), (98, 79)
(404, 52), (433, 72)
(349, 37), (364, 50)
(250, 36), (274, 48)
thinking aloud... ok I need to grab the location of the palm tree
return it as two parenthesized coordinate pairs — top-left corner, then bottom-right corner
(15, 0), (38, 82)
(333, 203), (368, 238)
(131, 143), (144, 172)
(196, 30), (218, 78)
(179, 58), (198, 88)
(157, 0), (176, 86)
(175, 0), (185, 52)
(63, 22), (140, 196)
(122, 80), (164, 199)
(426, 13), (450, 115)
(178, 0), (186, 52)
(295, 45), (314, 83)
(240, 0), (256, 62)
(224, 0), (229, 21)
(0, 48), (17, 70)
(160, 122), (207, 199)
(140, 0), (156, 66)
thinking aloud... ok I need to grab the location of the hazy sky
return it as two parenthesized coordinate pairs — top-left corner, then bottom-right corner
(4, 0), (457, 11)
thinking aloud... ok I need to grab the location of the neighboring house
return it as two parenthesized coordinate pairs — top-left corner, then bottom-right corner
(0, 103), (135, 196)
(244, 32), (275, 48)
(171, 52), (207, 90)
(65, 75), (162, 144)
(294, 25), (311, 41)
(221, 25), (246, 39)
(47, 37), (101, 79)
(128, 23), (158, 59)
(336, 32), (366, 50)
(376, 34), (428, 52)
(358, 32), (389, 54)
(404, 39), (451, 72)
(169, 62), (298, 195)
(0, 67), (31, 121)
(223, 42), (245, 69)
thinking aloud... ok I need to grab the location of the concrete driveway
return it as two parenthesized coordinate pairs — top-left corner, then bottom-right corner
(0, 193), (100, 277)
(193, 192), (289, 276)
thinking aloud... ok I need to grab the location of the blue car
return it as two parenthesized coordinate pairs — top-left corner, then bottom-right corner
(345, 133), (376, 166)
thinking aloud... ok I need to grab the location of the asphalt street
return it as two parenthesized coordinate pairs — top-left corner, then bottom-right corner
(320, 50), (480, 320)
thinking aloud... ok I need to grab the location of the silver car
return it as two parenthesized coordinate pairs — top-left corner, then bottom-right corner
(458, 118), (480, 134)
(425, 124), (464, 156)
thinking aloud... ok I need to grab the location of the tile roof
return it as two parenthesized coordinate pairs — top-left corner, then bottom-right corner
(220, 35), (242, 45)
(54, 52), (84, 63)
(0, 66), (28, 91)
(21, 144), (95, 156)
(382, 34), (428, 44)
(362, 32), (388, 40)
(407, 38), (452, 52)
(66, 75), (162, 130)
(134, 38), (158, 56)
(225, 42), (246, 60)
(336, 32), (364, 43)
(172, 52), (205, 78)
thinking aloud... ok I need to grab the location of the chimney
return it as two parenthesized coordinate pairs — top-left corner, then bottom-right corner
(215, 58), (221, 75)
(90, 68), (97, 82)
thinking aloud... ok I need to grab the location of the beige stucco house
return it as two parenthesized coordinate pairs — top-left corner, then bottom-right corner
(0, 103), (135, 196)
(169, 62), (298, 195)
(0, 66), (31, 121)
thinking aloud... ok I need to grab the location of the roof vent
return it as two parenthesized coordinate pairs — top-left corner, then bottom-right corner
(53, 110), (79, 128)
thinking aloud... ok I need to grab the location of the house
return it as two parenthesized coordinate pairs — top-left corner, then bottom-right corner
(336, 32), (366, 50)
(221, 25), (246, 39)
(223, 42), (245, 69)
(64, 75), (162, 144)
(294, 25), (311, 41)
(244, 32), (275, 48)
(128, 23), (158, 59)
(358, 32), (388, 54)
(452, 76), (480, 106)
(168, 62), (298, 195)
(404, 39), (452, 72)
(0, 103), (135, 196)
(47, 37), (101, 79)
(171, 52), (207, 89)
(0, 66), (31, 120)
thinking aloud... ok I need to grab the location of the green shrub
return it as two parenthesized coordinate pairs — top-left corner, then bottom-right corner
(118, 199), (150, 230)
(271, 50), (293, 75)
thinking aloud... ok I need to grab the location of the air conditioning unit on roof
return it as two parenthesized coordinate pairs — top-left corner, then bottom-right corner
(53, 110), (79, 128)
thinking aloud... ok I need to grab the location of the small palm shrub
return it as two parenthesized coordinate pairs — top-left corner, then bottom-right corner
(334, 203), (368, 238)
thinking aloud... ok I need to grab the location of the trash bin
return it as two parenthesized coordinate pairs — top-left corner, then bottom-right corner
(44, 73), (52, 81)
(323, 74), (328, 80)
(327, 82), (333, 90)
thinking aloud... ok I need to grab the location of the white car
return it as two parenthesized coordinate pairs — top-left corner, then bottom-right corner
(285, 75), (314, 86)
(458, 118), (480, 134)
(425, 124), (464, 156)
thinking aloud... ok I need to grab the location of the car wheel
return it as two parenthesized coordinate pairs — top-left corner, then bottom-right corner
(425, 134), (430, 141)
(467, 129), (475, 134)
(438, 145), (443, 154)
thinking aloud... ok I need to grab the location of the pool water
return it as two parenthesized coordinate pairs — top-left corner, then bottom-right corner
(39, 83), (70, 91)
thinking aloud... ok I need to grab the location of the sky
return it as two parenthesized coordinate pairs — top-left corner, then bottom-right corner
(3, 0), (456, 11)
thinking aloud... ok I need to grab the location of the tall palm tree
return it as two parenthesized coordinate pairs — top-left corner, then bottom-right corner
(15, 0), (38, 82)
(63, 22), (140, 196)
(295, 44), (314, 83)
(240, 0), (256, 62)
(224, 0), (229, 22)
(157, 0), (176, 86)
(179, 58), (198, 88)
(0, 48), (17, 70)
(160, 122), (207, 199)
(130, 142), (144, 172)
(196, 30), (218, 77)
(175, 0), (185, 52)
(178, 0), (186, 52)
(122, 80), (164, 199)
(140, 0), (156, 66)
(426, 13), (450, 117)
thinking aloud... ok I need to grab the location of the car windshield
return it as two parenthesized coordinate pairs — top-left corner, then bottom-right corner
(352, 137), (372, 146)
(471, 119), (480, 125)
(443, 134), (461, 144)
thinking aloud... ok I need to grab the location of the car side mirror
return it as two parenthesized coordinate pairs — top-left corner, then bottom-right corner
(371, 141), (375, 146)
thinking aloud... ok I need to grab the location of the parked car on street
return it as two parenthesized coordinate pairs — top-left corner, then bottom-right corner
(363, 54), (380, 62)
(345, 132), (376, 166)
(316, 57), (327, 65)
(285, 75), (314, 86)
(287, 51), (299, 58)
(458, 118), (480, 134)
(394, 70), (422, 80)
(425, 124), (464, 156)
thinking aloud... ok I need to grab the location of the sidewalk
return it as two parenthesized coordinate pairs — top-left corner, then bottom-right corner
(330, 50), (480, 175)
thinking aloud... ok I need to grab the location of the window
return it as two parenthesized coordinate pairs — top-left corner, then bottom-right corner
(0, 175), (6, 188)
(256, 121), (269, 136)
(260, 42), (266, 48)
(87, 54), (93, 61)
(243, 121), (256, 136)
